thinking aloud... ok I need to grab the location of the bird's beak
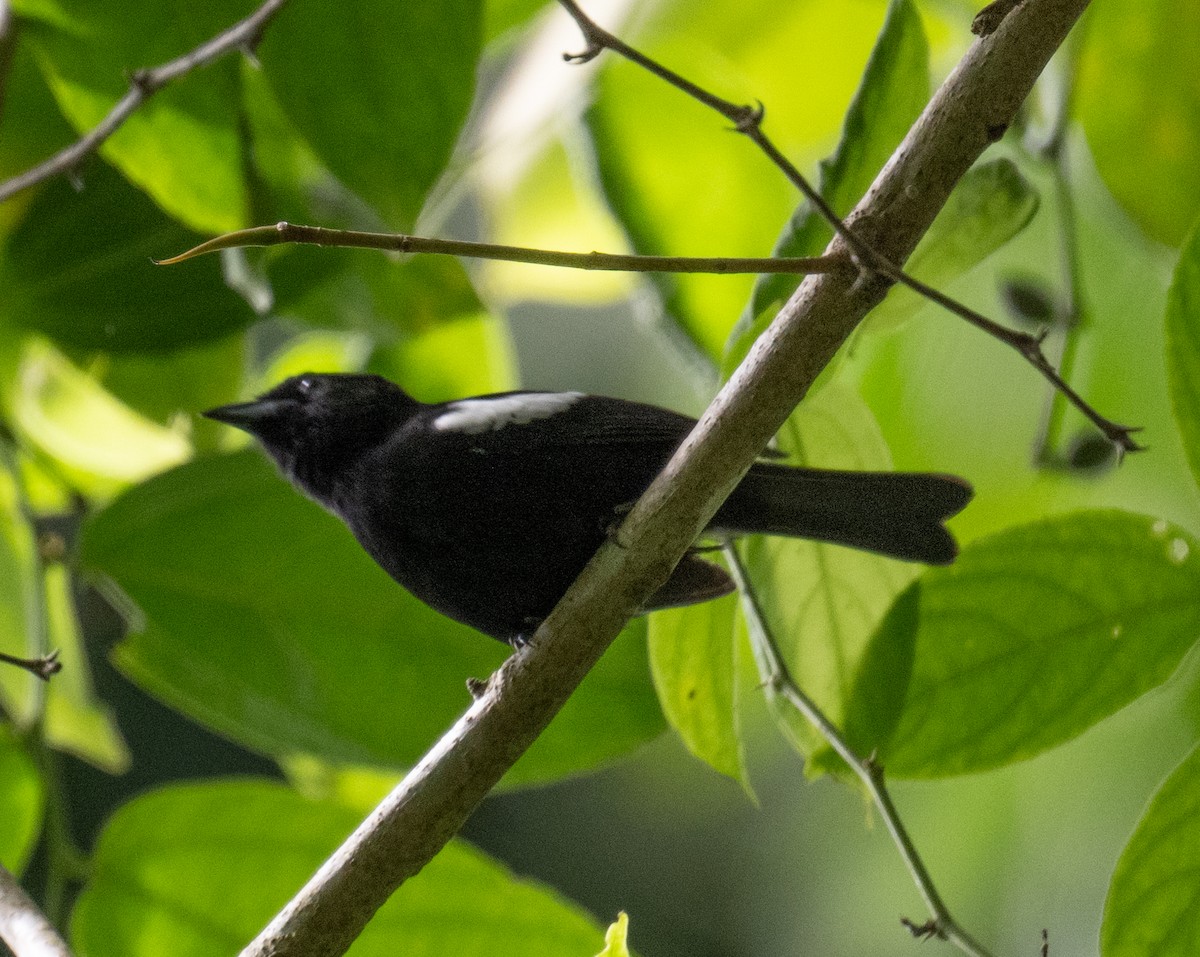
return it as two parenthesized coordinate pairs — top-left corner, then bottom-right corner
(202, 398), (292, 434)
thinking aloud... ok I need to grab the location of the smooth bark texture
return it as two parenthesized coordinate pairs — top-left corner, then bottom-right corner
(240, 1), (1090, 954)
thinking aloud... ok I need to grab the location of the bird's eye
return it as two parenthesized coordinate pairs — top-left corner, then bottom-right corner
(297, 376), (316, 395)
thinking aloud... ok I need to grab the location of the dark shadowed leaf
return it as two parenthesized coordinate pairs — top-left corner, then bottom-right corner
(0, 162), (254, 351)
(256, 0), (483, 228)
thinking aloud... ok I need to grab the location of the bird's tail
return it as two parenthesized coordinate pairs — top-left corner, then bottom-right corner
(712, 465), (973, 565)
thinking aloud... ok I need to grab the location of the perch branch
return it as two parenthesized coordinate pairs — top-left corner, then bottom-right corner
(237, 2), (1092, 955)
(0, 0), (290, 203)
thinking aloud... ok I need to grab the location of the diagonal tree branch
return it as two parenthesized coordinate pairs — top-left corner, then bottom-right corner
(0, 0), (290, 203)
(238, 2), (1092, 955)
(0, 863), (75, 957)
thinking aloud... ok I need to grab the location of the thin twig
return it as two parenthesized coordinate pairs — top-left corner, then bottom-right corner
(0, 0), (290, 203)
(0, 862), (76, 957)
(726, 547), (997, 957)
(157, 221), (848, 275)
(555, 0), (1139, 455)
(0, 649), (60, 681)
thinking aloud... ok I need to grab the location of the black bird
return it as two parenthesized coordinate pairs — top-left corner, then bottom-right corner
(204, 373), (971, 646)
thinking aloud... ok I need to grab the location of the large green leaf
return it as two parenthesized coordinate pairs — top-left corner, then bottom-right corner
(1102, 742), (1200, 957)
(80, 451), (663, 786)
(590, 0), (931, 362)
(1077, 0), (1200, 246)
(874, 512), (1200, 777)
(71, 780), (606, 957)
(0, 731), (42, 874)
(15, 0), (252, 234)
(256, 0), (483, 229)
(648, 593), (746, 785)
(1165, 218), (1200, 492)
(738, 385), (917, 773)
(0, 161), (255, 352)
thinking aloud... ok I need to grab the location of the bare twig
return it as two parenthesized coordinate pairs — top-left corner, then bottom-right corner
(0, 863), (76, 957)
(0, 0), (290, 203)
(158, 221), (847, 276)
(727, 547), (997, 957)
(556, 0), (1138, 455)
(0, 649), (60, 681)
(238, 3), (1091, 955)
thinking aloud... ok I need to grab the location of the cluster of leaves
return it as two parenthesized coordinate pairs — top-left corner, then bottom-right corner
(0, 0), (1198, 955)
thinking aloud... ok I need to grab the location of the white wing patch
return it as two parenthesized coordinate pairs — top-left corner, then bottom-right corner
(433, 392), (585, 435)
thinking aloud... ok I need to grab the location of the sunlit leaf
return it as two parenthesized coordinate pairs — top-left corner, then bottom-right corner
(878, 512), (1200, 777)
(648, 593), (746, 785)
(71, 780), (606, 957)
(42, 564), (130, 773)
(1102, 742), (1200, 957)
(80, 451), (663, 785)
(0, 458), (41, 725)
(595, 912), (631, 957)
(1077, 0), (1200, 246)
(15, 0), (251, 234)
(1165, 218), (1200, 492)
(0, 731), (42, 874)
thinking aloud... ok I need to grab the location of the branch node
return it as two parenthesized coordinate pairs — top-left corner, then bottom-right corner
(900, 917), (944, 941)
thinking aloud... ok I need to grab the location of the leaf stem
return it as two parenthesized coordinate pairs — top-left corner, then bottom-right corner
(726, 547), (998, 957)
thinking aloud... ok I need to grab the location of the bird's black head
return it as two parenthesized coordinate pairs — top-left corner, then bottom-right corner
(203, 373), (418, 504)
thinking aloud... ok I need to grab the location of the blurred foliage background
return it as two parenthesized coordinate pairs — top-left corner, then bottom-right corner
(1, 0), (1199, 955)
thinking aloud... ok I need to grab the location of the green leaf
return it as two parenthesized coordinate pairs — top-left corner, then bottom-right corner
(0, 730), (42, 874)
(0, 161), (255, 352)
(724, 0), (929, 374)
(1102, 742), (1200, 957)
(590, 0), (929, 362)
(15, 0), (251, 234)
(878, 512), (1200, 778)
(595, 912), (631, 957)
(42, 564), (131, 773)
(257, 0), (483, 228)
(0, 457), (42, 726)
(1077, 0), (1200, 246)
(80, 451), (663, 785)
(865, 158), (1040, 332)
(370, 314), (517, 403)
(71, 780), (606, 957)
(1165, 217), (1200, 492)
(0, 41), (76, 192)
(737, 386), (917, 773)
(648, 593), (746, 785)
(7, 340), (191, 495)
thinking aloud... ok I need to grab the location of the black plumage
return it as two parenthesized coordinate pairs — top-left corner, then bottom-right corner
(204, 373), (971, 645)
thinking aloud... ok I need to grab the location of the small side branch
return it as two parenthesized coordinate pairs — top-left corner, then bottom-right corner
(727, 548), (997, 957)
(0, 863), (76, 957)
(0, 649), (60, 681)
(158, 222), (847, 276)
(556, 0), (1139, 455)
(0, 0), (290, 203)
